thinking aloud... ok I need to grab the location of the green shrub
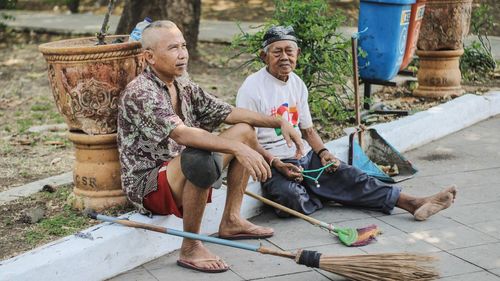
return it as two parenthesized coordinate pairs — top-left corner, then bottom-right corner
(0, 0), (16, 31)
(231, 0), (353, 124)
(460, 3), (496, 82)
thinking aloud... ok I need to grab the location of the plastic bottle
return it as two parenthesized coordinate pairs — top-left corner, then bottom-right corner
(128, 17), (153, 42)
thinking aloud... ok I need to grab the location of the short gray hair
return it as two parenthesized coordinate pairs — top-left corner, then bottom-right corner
(141, 20), (179, 50)
(263, 41), (298, 54)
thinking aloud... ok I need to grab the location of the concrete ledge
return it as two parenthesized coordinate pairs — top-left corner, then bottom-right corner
(1, 91), (499, 281)
(0, 172), (72, 205)
(326, 92), (500, 161)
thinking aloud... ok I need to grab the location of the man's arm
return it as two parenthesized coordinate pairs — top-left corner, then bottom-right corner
(169, 124), (271, 182)
(225, 107), (304, 159)
(301, 127), (340, 173)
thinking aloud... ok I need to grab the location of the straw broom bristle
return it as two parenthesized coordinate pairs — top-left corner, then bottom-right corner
(296, 251), (439, 281)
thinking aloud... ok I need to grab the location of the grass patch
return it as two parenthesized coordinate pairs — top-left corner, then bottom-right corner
(16, 118), (33, 133)
(25, 207), (89, 245)
(31, 103), (52, 111)
(1, 184), (134, 260)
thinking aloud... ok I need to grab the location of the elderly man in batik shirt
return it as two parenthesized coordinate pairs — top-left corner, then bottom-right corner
(117, 21), (304, 273)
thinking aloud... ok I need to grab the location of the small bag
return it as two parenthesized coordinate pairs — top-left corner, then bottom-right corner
(348, 128), (418, 183)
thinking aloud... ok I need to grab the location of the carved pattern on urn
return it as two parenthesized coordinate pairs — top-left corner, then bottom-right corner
(67, 78), (119, 134)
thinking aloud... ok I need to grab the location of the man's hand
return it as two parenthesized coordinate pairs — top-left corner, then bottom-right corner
(319, 150), (340, 173)
(273, 159), (303, 182)
(234, 143), (272, 182)
(280, 119), (304, 159)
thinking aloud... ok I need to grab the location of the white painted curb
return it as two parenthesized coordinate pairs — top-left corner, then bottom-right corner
(326, 92), (500, 161)
(1, 91), (499, 281)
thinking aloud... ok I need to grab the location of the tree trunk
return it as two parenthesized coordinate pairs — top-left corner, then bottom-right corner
(116, 0), (201, 56)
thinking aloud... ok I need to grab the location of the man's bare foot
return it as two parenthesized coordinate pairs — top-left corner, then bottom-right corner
(178, 240), (228, 273)
(414, 185), (457, 221)
(219, 217), (274, 240)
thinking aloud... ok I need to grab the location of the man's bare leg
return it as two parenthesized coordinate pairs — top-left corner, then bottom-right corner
(167, 157), (228, 271)
(396, 185), (457, 221)
(217, 123), (273, 237)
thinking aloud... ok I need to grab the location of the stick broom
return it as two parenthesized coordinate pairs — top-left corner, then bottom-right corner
(245, 190), (380, 246)
(87, 211), (438, 281)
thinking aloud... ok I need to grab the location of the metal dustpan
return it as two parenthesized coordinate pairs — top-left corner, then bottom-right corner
(348, 128), (418, 183)
(347, 34), (417, 183)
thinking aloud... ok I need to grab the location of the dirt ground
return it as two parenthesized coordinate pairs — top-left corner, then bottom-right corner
(0, 0), (499, 261)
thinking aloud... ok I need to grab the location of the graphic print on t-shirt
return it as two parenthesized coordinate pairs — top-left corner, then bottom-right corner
(272, 102), (298, 136)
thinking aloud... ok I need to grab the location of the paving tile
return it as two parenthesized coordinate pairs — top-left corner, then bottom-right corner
(378, 213), (463, 233)
(357, 233), (442, 254)
(441, 183), (500, 206)
(490, 268), (500, 277)
(417, 168), (500, 190)
(143, 251), (179, 271)
(255, 213), (341, 250)
(204, 241), (310, 280)
(438, 271), (500, 281)
(430, 251), (483, 278)
(443, 202), (500, 225)
(308, 204), (374, 223)
(470, 220), (500, 240)
(148, 261), (244, 281)
(258, 270), (333, 281)
(404, 145), (497, 177)
(450, 243), (500, 270)
(110, 267), (158, 281)
(409, 225), (498, 251)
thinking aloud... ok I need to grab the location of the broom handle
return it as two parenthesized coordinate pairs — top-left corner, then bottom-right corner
(245, 190), (335, 232)
(351, 36), (364, 148)
(90, 213), (296, 259)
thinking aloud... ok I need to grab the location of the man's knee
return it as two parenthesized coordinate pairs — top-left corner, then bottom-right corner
(233, 123), (257, 144)
(181, 147), (223, 189)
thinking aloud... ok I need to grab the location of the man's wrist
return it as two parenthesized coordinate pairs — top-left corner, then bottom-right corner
(316, 147), (329, 157)
(269, 157), (279, 168)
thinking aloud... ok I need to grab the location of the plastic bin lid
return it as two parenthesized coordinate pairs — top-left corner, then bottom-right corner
(361, 0), (415, 4)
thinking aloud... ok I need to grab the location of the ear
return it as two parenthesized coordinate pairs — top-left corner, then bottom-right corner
(143, 49), (155, 65)
(296, 47), (301, 57)
(259, 50), (267, 63)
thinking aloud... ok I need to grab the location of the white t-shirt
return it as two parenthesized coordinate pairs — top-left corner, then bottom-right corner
(236, 67), (313, 159)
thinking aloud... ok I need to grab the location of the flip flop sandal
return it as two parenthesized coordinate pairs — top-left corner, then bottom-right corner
(176, 257), (229, 273)
(218, 226), (274, 240)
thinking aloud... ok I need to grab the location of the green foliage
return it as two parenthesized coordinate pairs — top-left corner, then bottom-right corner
(461, 41), (496, 82)
(25, 209), (88, 245)
(231, 0), (353, 123)
(0, 0), (16, 31)
(460, 3), (496, 82)
(25, 186), (87, 245)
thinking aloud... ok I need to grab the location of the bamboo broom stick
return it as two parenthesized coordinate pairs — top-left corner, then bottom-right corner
(86, 212), (438, 281)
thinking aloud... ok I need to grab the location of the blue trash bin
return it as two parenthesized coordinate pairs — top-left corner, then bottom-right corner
(358, 0), (415, 81)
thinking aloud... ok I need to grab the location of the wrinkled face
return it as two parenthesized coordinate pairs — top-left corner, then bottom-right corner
(261, 40), (300, 81)
(144, 27), (189, 81)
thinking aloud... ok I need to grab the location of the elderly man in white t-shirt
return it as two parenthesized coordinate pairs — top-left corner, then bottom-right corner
(236, 25), (457, 220)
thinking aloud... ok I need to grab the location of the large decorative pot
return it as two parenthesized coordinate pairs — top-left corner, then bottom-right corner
(417, 0), (472, 51)
(39, 35), (144, 135)
(39, 36), (144, 210)
(413, 49), (464, 98)
(67, 132), (126, 211)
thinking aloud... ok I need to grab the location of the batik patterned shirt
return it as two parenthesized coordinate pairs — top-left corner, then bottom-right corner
(117, 67), (232, 214)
